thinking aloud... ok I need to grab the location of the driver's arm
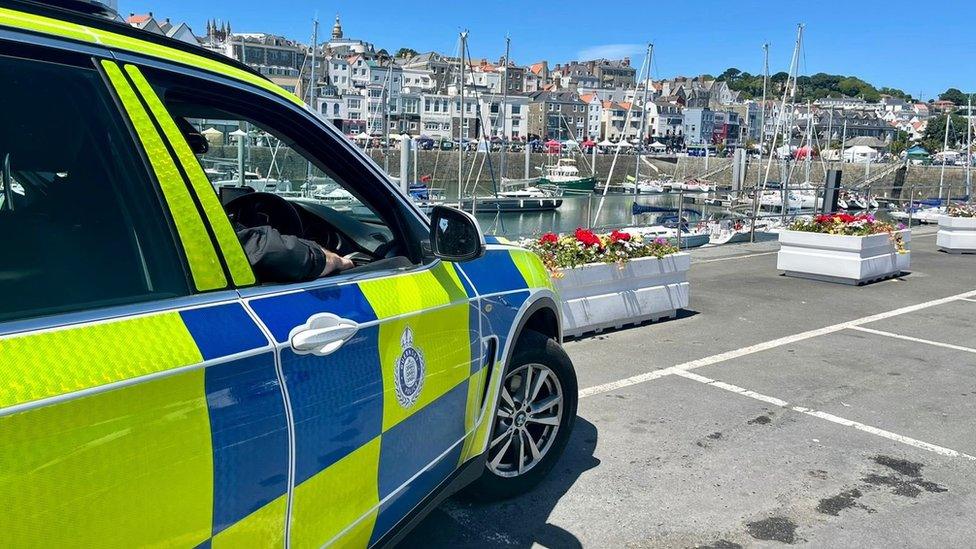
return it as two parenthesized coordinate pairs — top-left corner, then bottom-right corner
(237, 225), (353, 283)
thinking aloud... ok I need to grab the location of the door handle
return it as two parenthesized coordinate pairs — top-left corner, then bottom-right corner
(288, 313), (359, 356)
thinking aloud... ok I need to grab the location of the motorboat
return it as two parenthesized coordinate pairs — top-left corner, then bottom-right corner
(622, 176), (666, 194)
(212, 171), (286, 193)
(538, 158), (597, 192)
(750, 190), (803, 211)
(461, 184), (562, 212)
(622, 221), (710, 249)
(671, 179), (712, 193)
(890, 205), (943, 224)
(706, 214), (781, 245)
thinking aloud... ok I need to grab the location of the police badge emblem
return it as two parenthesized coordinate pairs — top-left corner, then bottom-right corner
(393, 327), (425, 408)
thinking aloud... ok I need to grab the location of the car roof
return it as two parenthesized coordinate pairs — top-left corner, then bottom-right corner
(0, 0), (303, 107)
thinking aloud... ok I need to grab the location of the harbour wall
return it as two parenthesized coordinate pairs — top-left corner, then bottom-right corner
(208, 146), (972, 198)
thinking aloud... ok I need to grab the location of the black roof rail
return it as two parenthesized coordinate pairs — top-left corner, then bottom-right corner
(2, 0), (269, 82)
(8, 0), (122, 21)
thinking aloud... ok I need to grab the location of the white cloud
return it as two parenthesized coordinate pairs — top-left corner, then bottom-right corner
(577, 44), (644, 61)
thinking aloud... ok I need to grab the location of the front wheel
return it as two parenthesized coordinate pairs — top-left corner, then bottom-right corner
(464, 330), (578, 501)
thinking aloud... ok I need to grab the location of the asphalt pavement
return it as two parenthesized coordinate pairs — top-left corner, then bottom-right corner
(402, 226), (976, 548)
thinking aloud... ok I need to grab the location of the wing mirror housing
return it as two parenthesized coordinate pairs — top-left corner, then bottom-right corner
(429, 205), (486, 263)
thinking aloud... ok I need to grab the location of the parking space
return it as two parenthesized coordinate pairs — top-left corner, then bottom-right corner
(858, 299), (976, 350)
(403, 228), (976, 548)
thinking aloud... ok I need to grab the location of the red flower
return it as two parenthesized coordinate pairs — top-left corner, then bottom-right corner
(609, 229), (631, 242)
(574, 227), (602, 247)
(539, 232), (558, 244)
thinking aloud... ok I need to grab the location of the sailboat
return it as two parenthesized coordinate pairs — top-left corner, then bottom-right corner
(622, 175), (666, 194)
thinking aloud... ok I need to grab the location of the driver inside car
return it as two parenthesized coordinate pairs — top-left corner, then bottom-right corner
(237, 225), (353, 283)
(175, 119), (354, 283)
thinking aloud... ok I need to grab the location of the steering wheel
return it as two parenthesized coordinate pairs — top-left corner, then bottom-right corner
(225, 192), (304, 237)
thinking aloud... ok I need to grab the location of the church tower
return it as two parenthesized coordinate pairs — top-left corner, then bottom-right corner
(331, 14), (343, 41)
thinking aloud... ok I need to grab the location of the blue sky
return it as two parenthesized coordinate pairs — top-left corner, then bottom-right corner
(122, 0), (972, 100)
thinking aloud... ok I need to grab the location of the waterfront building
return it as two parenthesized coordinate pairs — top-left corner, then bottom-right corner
(550, 62), (600, 90)
(477, 93), (530, 140)
(528, 90), (587, 140)
(499, 61), (526, 94)
(683, 107), (715, 145)
(711, 110), (741, 146)
(729, 101), (760, 143)
(579, 93), (603, 139)
(647, 100), (684, 145)
(401, 52), (459, 94)
(420, 93), (453, 139)
(598, 101), (644, 141)
(467, 62), (503, 93)
(588, 58), (637, 89)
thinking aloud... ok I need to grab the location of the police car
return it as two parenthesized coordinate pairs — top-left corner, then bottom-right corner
(0, 1), (577, 546)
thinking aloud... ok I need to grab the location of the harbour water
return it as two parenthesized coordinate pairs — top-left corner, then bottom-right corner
(472, 192), (708, 239)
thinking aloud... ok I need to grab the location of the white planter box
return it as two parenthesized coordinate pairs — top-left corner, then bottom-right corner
(937, 216), (976, 254)
(777, 230), (911, 285)
(555, 253), (690, 337)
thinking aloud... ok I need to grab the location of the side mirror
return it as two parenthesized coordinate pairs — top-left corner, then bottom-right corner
(429, 205), (486, 263)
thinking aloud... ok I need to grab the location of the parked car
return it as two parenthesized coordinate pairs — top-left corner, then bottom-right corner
(0, 1), (578, 547)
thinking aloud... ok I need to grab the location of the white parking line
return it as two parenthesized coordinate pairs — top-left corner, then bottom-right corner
(673, 370), (976, 461)
(694, 251), (779, 264)
(961, 298), (976, 304)
(850, 326), (976, 355)
(579, 288), (976, 399)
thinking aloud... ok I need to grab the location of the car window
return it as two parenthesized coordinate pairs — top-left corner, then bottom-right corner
(137, 68), (428, 282)
(0, 55), (189, 322)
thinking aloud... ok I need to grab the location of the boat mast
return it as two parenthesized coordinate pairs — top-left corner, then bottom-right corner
(383, 62), (393, 174)
(633, 43), (653, 195)
(805, 100), (812, 183)
(754, 24), (803, 224)
(967, 93), (972, 197)
(840, 118), (847, 163)
(939, 110), (951, 200)
(756, 42), (769, 191)
(305, 17), (319, 195)
(458, 30), (468, 204)
(749, 42), (770, 243)
(499, 36), (510, 183)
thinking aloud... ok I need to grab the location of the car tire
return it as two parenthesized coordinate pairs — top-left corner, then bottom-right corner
(462, 330), (578, 501)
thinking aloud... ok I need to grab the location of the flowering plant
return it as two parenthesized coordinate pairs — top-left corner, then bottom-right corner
(789, 213), (907, 253)
(523, 228), (679, 276)
(948, 203), (976, 218)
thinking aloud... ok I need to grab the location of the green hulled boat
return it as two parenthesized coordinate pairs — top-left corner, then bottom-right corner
(538, 158), (598, 193)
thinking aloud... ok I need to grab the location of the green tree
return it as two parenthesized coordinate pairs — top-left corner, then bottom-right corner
(921, 114), (969, 152)
(717, 68), (741, 82)
(890, 130), (910, 155)
(395, 47), (418, 59)
(938, 88), (968, 105)
(713, 67), (913, 104)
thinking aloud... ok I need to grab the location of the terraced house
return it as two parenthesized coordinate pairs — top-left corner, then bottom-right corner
(527, 90), (587, 140)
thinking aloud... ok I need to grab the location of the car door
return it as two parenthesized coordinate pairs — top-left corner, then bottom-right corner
(135, 65), (486, 547)
(243, 260), (480, 547)
(0, 48), (288, 549)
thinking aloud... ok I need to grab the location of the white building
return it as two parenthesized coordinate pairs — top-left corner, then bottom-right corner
(580, 93), (603, 139)
(478, 94), (529, 139)
(647, 100), (683, 142)
(683, 108), (714, 145)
